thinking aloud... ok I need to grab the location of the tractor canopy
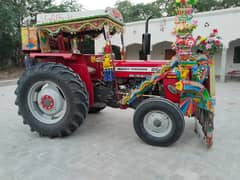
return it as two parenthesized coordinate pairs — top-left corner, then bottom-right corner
(36, 8), (124, 35)
(21, 8), (124, 52)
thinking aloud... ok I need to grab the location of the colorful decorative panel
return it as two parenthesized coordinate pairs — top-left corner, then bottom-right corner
(21, 27), (39, 51)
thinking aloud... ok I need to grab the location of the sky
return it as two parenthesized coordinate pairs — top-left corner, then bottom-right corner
(55, 0), (155, 10)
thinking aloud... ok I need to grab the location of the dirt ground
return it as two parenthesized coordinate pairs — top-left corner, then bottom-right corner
(0, 66), (24, 80)
(0, 82), (240, 180)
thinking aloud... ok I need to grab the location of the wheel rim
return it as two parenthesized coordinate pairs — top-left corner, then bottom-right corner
(27, 81), (67, 124)
(143, 110), (173, 138)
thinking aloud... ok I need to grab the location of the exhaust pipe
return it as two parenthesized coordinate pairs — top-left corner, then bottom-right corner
(141, 16), (153, 60)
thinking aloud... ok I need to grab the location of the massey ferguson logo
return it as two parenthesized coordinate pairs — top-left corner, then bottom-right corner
(115, 67), (161, 73)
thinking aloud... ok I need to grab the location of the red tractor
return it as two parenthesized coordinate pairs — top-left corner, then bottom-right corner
(16, 8), (215, 147)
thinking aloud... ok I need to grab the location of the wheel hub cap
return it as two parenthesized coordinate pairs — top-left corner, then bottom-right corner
(153, 120), (162, 127)
(37, 85), (64, 115)
(27, 81), (67, 124)
(143, 111), (173, 138)
(40, 95), (55, 110)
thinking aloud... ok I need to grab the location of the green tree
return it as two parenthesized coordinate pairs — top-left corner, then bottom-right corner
(115, 0), (240, 23)
(0, 0), (25, 67)
(115, 0), (133, 22)
(60, 0), (83, 12)
(45, 0), (83, 13)
(218, 0), (240, 8)
(195, 0), (221, 12)
(0, 0), (83, 68)
(26, 0), (53, 13)
(115, 0), (177, 22)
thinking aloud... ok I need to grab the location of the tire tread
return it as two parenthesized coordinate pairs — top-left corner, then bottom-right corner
(15, 62), (89, 137)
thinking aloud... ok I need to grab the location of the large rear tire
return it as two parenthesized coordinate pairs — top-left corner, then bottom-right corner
(133, 98), (185, 146)
(15, 62), (89, 137)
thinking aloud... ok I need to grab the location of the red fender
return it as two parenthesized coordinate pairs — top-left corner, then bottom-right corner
(30, 53), (94, 107)
(65, 59), (94, 107)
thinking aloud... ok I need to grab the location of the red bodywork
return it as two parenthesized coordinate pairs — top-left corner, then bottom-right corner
(114, 60), (168, 78)
(30, 53), (172, 106)
(163, 75), (181, 103)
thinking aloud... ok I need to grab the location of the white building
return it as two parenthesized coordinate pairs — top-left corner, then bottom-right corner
(95, 7), (240, 82)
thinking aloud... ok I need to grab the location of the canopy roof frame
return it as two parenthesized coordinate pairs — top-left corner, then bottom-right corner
(36, 8), (124, 36)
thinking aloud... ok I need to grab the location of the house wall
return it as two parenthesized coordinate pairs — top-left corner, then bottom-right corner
(125, 44), (141, 60)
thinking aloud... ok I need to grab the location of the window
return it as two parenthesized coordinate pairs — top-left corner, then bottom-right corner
(233, 46), (240, 63)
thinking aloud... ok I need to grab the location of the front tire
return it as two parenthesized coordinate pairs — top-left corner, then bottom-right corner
(15, 62), (89, 137)
(133, 98), (185, 146)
